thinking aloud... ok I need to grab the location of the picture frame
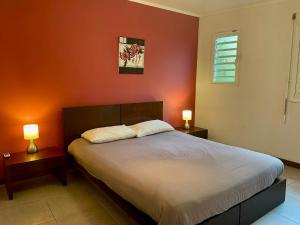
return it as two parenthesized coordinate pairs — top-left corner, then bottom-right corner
(119, 37), (145, 74)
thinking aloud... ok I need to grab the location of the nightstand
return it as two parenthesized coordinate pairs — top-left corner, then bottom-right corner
(176, 126), (208, 139)
(3, 146), (67, 200)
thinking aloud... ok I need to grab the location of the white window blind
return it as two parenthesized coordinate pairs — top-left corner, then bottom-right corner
(213, 32), (239, 83)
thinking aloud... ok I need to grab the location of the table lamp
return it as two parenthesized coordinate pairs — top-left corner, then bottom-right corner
(23, 124), (39, 153)
(182, 110), (192, 129)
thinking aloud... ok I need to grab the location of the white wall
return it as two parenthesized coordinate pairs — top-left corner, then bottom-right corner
(195, 0), (300, 162)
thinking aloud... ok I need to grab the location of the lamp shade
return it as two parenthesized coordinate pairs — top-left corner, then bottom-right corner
(182, 110), (192, 121)
(23, 124), (39, 140)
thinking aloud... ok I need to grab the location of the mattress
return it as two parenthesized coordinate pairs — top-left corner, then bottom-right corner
(68, 131), (283, 225)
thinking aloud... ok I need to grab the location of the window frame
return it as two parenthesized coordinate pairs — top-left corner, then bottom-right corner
(211, 30), (241, 85)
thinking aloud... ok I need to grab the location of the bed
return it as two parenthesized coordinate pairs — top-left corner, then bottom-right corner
(63, 101), (286, 225)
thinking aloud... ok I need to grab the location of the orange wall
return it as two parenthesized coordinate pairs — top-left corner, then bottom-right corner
(0, 0), (198, 179)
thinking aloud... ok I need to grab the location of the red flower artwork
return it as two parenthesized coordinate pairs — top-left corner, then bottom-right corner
(120, 43), (144, 67)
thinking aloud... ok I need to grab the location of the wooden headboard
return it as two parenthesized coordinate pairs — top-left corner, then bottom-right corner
(63, 101), (163, 150)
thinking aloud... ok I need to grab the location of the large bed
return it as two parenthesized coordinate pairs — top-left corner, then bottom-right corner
(63, 101), (286, 225)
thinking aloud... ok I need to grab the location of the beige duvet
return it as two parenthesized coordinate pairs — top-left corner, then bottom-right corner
(68, 131), (283, 225)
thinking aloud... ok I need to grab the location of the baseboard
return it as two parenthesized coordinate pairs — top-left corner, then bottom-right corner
(280, 158), (300, 169)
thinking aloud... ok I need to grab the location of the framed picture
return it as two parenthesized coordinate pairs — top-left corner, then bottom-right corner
(119, 37), (145, 74)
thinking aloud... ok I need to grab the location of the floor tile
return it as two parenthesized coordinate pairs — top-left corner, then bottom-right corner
(0, 175), (67, 210)
(252, 212), (299, 225)
(286, 178), (298, 185)
(93, 188), (139, 225)
(272, 195), (300, 223)
(283, 166), (300, 181)
(46, 192), (101, 220)
(56, 206), (119, 225)
(287, 180), (300, 201)
(0, 200), (54, 225)
(37, 220), (58, 225)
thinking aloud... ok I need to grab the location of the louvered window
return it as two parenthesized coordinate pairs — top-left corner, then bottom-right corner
(213, 32), (239, 83)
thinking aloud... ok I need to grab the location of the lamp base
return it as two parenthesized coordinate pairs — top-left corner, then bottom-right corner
(27, 140), (38, 154)
(184, 120), (190, 130)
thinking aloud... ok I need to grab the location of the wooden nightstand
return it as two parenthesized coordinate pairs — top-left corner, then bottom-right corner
(3, 147), (67, 200)
(176, 126), (208, 139)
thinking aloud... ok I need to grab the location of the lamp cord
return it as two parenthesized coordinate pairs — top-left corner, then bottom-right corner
(284, 13), (297, 124)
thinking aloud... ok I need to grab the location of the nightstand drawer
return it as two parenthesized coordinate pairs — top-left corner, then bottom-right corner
(7, 157), (65, 181)
(191, 130), (208, 139)
(176, 126), (208, 139)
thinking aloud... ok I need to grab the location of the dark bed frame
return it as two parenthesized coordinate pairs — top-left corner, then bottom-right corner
(63, 101), (286, 225)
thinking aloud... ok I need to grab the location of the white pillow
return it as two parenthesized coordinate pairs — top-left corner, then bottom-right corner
(81, 125), (136, 143)
(129, 120), (174, 138)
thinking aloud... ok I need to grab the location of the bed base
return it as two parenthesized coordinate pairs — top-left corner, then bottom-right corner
(71, 159), (286, 225)
(63, 102), (286, 225)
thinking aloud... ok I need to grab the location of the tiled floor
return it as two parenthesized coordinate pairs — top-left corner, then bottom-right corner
(0, 166), (299, 225)
(252, 166), (300, 225)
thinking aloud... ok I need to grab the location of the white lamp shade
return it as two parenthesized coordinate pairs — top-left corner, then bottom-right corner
(23, 124), (39, 140)
(182, 110), (192, 121)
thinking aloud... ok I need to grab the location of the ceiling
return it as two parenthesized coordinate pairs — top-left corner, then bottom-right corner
(129, 0), (279, 17)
